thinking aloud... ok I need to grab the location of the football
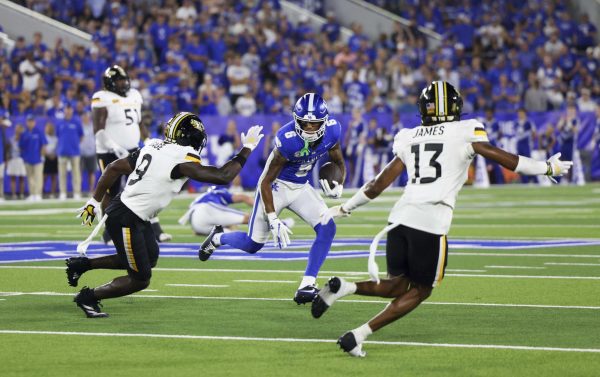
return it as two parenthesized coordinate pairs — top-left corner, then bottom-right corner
(319, 162), (343, 187)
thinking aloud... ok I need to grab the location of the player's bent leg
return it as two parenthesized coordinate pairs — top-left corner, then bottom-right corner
(220, 231), (264, 253)
(367, 283), (432, 332)
(338, 323), (372, 358)
(199, 225), (224, 261)
(311, 276), (357, 318)
(74, 286), (109, 318)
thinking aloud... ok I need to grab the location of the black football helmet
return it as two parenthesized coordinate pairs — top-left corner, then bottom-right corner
(103, 65), (130, 97)
(164, 112), (208, 152)
(417, 81), (463, 126)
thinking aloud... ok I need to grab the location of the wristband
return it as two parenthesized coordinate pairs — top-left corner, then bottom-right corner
(341, 189), (372, 213)
(515, 155), (548, 175)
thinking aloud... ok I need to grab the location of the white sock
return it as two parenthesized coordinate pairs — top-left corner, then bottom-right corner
(213, 233), (222, 246)
(353, 323), (373, 343)
(299, 276), (316, 288)
(341, 281), (357, 296)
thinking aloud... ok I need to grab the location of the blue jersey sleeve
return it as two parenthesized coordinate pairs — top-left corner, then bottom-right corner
(219, 189), (234, 204)
(326, 118), (342, 146)
(274, 126), (298, 160)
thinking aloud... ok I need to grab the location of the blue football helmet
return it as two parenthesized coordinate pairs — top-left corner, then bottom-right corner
(293, 93), (329, 142)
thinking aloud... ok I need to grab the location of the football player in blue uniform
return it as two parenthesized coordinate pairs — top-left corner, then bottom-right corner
(199, 93), (346, 304)
(178, 186), (294, 235)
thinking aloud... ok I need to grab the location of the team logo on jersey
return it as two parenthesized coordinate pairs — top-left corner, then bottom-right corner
(271, 182), (279, 192)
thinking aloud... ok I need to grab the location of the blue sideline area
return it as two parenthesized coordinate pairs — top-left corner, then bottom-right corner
(1, 238), (599, 263)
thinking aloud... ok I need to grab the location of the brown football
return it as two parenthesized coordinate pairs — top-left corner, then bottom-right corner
(319, 162), (342, 187)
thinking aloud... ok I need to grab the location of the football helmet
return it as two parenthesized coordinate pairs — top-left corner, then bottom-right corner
(164, 112), (208, 152)
(103, 65), (130, 97)
(417, 81), (463, 126)
(293, 93), (329, 142)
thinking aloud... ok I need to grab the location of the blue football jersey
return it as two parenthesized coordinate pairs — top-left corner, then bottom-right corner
(192, 188), (234, 207)
(274, 118), (342, 184)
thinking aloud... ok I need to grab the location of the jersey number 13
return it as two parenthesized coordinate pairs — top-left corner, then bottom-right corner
(411, 143), (443, 184)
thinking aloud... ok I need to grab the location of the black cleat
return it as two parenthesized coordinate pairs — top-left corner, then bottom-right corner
(337, 331), (366, 357)
(65, 257), (90, 287)
(198, 225), (223, 261)
(311, 277), (341, 318)
(74, 287), (108, 318)
(293, 285), (319, 305)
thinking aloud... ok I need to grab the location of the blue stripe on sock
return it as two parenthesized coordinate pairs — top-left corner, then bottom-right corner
(248, 192), (261, 237)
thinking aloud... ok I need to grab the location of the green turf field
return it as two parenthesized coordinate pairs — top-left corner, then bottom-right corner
(1, 184), (599, 377)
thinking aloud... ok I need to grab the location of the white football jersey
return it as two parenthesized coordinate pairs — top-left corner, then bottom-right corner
(91, 89), (143, 152)
(389, 119), (489, 234)
(121, 139), (201, 220)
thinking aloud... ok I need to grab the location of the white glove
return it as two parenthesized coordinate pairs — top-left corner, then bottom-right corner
(77, 198), (101, 226)
(546, 152), (573, 183)
(241, 125), (265, 151)
(320, 205), (350, 225)
(267, 212), (293, 249)
(319, 179), (343, 198)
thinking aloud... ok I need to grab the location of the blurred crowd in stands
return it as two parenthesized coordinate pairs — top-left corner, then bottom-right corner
(0, 0), (598, 200)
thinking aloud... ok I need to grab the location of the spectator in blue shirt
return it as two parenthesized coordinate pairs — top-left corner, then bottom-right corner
(56, 104), (83, 199)
(0, 114), (8, 201)
(150, 14), (171, 63)
(19, 115), (47, 201)
(321, 12), (341, 43)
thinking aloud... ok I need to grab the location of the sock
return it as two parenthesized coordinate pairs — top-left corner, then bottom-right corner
(353, 323), (373, 343)
(304, 220), (336, 277)
(213, 232), (223, 246)
(341, 280), (357, 296)
(220, 231), (264, 254)
(299, 276), (316, 289)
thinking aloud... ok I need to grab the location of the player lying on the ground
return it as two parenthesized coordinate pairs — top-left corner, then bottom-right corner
(66, 112), (263, 318)
(178, 186), (295, 235)
(198, 93), (346, 304)
(313, 81), (573, 357)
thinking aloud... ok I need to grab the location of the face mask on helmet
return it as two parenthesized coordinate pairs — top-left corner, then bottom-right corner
(293, 93), (329, 142)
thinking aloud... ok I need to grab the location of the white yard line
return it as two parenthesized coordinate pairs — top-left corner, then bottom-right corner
(2, 291), (599, 310)
(165, 284), (229, 288)
(0, 265), (599, 280)
(0, 330), (598, 353)
(485, 266), (547, 269)
(446, 269), (487, 272)
(234, 280), (296, 284)
(545, 262), (600, 266)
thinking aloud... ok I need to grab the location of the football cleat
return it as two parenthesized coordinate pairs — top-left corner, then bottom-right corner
(293, 284), (319, 305)
(198, 225), (223, 261)
(338, 331), (366, 357)
(65, 257), (91, 287)
(311, 276), (342, 318)
(74, 287), (108, 318)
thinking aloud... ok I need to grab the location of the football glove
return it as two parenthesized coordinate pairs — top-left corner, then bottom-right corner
(320, 205), (351, 225)
(77, 198), (101, 226)
(319, 179), (343, 199)
(241, 125), (265, 151)
(546, 153), (573, 183)
(267, 212), (293, 249)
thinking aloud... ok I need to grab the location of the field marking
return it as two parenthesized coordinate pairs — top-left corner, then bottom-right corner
(485, 266), (546, 270)
(0, 265), (599, 280)
(165, 284), (229, 288)
(446, 269), (487, 272)
(545, 262), (600, 266)
(234, 280), (297, 284)
(0, 330), (598, 354)
(2, 291), (599, 310)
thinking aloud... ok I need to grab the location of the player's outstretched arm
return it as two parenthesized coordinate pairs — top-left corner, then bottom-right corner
(472, 142), (572, 182)
(232, 193), (254, 206)
(177, 147), (252, 185)
(177, 125), (264, 185)
(321, 157), (405, 224)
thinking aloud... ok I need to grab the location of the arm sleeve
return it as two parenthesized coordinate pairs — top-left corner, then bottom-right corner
(274, 135), (292, 160)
